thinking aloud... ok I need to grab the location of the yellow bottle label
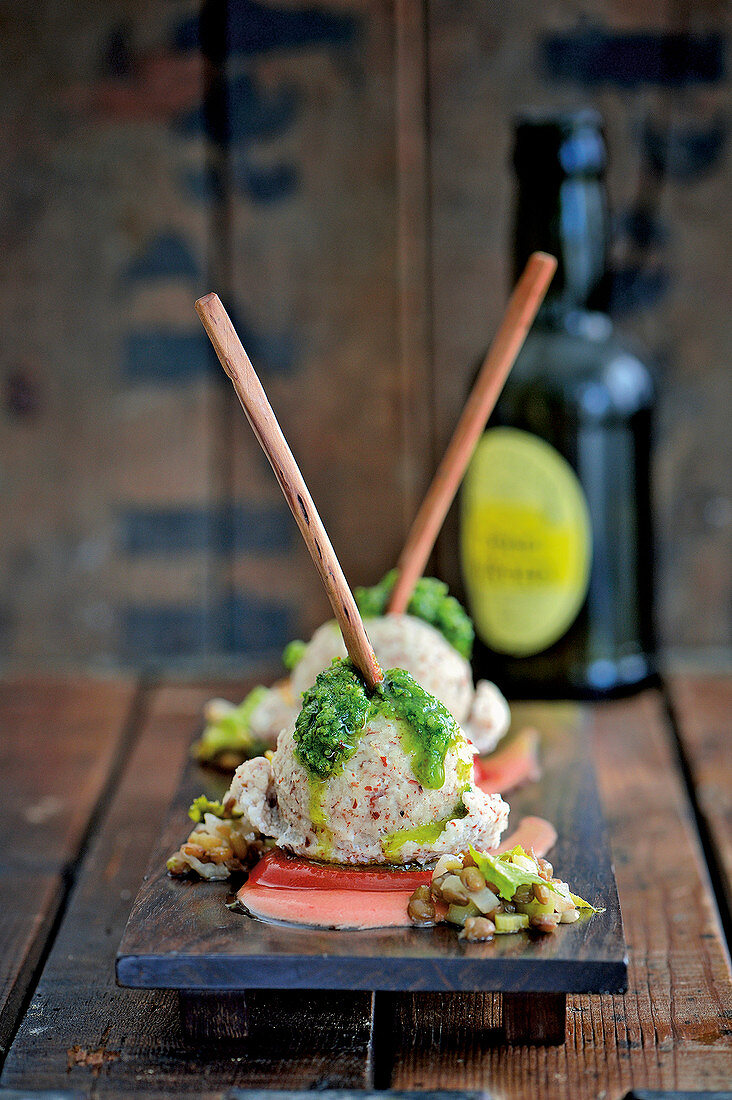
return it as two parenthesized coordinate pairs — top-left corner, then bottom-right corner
(461, 428), (592, 657)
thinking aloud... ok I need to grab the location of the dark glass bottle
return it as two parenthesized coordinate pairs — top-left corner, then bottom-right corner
(460, 109), (657, 699)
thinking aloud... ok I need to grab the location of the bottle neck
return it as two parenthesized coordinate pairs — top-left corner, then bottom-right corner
(513, 174), (611, 320)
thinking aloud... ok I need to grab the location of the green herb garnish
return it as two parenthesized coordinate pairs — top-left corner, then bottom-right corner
(355, 570), (474, 659)
(191, 685), (269, 763)
(282, 638), (307, 671)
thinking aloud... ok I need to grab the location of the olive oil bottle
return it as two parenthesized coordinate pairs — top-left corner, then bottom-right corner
(460, 109), (657, 698)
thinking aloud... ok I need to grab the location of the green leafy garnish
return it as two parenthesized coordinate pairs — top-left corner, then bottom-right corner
(469, 844), (605, 914)
(282, 639), (306, 671)
(570, 892), (605, 914)
(188, 795), (242, 824)
(469, 844), (562, 902)
(355, 570), (474, 659)
(191, 685), (270, 763)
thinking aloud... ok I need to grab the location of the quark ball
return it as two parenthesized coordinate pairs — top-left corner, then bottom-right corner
(226, 662), (509, 866)
(249, 614), (510, 756)
(292, 616), (473, 725)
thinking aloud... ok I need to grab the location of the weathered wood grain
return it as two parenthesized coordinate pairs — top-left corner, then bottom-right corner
(668, 674), (732, 922)
(502, 991), (566, 1046)
(116, 698), (624, 998)
(0, 677), (136, 1064)
(0, 1), (215, 666)
(1, 682), (375, 1095)
(386, 692), (732, 1096)
(0, 678), (138, 869)
(0, 873), (64, 1066)
(226, 0), (417, 644)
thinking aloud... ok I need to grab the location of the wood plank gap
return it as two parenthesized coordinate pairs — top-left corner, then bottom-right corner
(661, 681), (732, 955)
(0, 677), (151, 1071)
(371, 992), (396, 1090)
(395, 0), (437, 539)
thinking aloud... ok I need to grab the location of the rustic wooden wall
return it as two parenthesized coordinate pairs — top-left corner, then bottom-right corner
(0, 0), (728, 670)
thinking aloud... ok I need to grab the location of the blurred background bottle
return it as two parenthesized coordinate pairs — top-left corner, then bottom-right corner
(460, 109), (657, 699)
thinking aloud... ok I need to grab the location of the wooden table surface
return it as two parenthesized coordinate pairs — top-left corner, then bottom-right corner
(0, 672), (730, 1099)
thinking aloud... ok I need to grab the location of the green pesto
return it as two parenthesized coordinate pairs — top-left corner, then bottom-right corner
(282, 638), (306, 671)
(381, 801), (468, 861)
(293, 659), (371, 779)
(455, 754), (472, 788)
(377, 667), (462, 790)
(355, 570), (474, 659)
(293, 658), (463, 798)
(308, 778), (332, 858)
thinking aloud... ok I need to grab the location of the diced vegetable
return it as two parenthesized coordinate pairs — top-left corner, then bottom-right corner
(494, 912), (529, 934)
(433, 853), (463, 878)
(470, 885), (501, 915)
(408, 833), (605, 941)
(446, 901), (480, 926)
(515, 897), (555, 918)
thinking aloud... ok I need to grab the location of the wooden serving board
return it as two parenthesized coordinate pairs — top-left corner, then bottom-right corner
(116, 702), (626, 1043)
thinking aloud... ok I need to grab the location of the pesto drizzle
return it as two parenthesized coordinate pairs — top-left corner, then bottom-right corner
(293, 659), (371, 780)
(381, 801), (468, 861)
(293, 658), (463, 792)
(377, 668), (462, 790)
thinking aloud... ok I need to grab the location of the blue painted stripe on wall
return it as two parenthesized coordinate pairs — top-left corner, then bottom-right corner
(121, 232), (201, 284)
(124, 324), (298, 381)
(120, 504), (293, 554)
(124, 331), (213, 382)
(121, 595), (292, 660)
(542, 31), (725, 87)
(174, 1), (358, 56)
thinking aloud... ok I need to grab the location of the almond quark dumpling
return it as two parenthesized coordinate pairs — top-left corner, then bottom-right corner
(225, 659), (509, 867)
(192, 578), (512, 769)
(229, 614), (510, 758)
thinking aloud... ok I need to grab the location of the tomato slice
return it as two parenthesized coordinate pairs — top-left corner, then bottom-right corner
(473, 727), (541, 794)
(247, 850), (433, 892)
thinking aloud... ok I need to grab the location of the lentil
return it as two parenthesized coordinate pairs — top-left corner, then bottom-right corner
(532, 882), (553, 905)
(461, 867), (485, 893)
(560, 908), (580, 924)
(529, 912), (560, 933)
(408, 889), (437, 925)
(513, 884), (533, 906)
(462, 916), (495, 942)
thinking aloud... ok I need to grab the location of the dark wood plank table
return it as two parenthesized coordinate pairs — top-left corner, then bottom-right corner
(0, 677), (137, 1063)
(0, 673), (730, 1099)
(669, 675), (732, 930)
